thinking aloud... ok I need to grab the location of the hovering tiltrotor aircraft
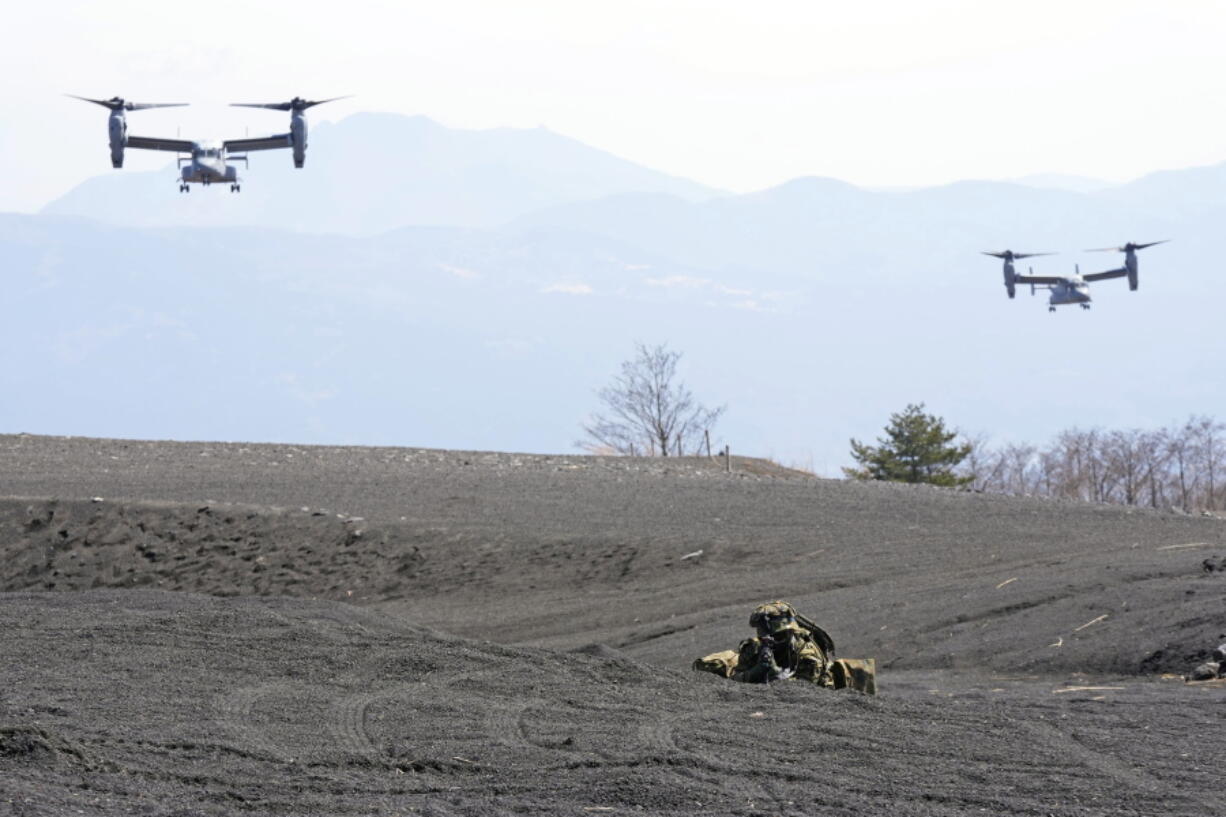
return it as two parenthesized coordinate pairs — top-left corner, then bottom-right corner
(69, 95), (347, 192)
(983, 241), (1168, 312)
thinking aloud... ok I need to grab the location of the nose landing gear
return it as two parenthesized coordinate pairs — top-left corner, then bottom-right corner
(1080, 303), (1091, 310)
(229, 184), (241, 193)
(178, 184), (189, 193)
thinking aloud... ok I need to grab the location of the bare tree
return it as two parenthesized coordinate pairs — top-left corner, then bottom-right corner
(1003, 443), (1039, 495)
(1106, 429), (1146, 505)
(1136, 429), (1170, 509)
(1168, 418), (1201, 511)
(1190, 417), (1226, 510)
(959, 418), (1224, 512)
(1048, 428), (1093, 501)
(959, 432), (1006, 492)
(579, 343), (725, 456)
(1082, 428), (1113, 503)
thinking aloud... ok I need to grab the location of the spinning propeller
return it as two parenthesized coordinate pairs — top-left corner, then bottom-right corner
(66, 95), (187, 112)
(230, 96), (351, 112)
(982, 251), (1052, 300)
(1084, 240), (1169, 253)
(981, 250), (1054, 261)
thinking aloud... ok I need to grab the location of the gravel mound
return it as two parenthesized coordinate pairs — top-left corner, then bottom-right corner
(2, 590), (1221, 816)
(1, 433), (1224, 814)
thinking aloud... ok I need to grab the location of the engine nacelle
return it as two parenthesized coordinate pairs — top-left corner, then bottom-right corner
(1128, 269), (1138, 291)
(109, 112), (127, 168)
(290, 110), (307, 168)
(1003, 266), (1016, 299)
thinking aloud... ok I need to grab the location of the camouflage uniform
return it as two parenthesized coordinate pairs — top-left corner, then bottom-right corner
(735, 601), (835, 685)
(731, 631), (834, 686)
(693, 601), (834, 687)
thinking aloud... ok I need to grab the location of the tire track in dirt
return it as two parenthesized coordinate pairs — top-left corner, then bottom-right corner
(329, 690), (383, 761)
(323, 666), (513, 764)
(1021, 720), (1209, 811)
(483, 698), (539, 751)
(213, 682), (294, 762)
(480, 699), (697, 766)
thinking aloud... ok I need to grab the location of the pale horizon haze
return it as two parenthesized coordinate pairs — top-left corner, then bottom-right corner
(7, 1), (1226, 211)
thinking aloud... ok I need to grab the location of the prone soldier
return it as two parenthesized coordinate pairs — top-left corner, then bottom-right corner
(693, 600), (876, 694)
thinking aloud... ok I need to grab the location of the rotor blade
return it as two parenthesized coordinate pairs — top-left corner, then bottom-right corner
(982, 251), (1009, 259)
(66, 94), (119, 109)
(67, 95), (188, 111)
(1011, 252), (1055, 259)
(230, 102), (294, 111)
(230, 96), (351, 111)
(1133, 240), (1170, 251)
(1084, 246), (1122, 253)
(299, 95), (352, 109)
(125, 102), (188, 111)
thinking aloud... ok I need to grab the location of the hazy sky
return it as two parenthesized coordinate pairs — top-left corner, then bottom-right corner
(7, 0), (1226, 211)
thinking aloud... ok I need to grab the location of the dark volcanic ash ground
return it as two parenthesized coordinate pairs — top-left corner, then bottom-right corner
(1, 433), (1223, 816)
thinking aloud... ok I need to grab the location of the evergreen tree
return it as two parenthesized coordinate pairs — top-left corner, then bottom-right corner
(844, 403), (973, 487)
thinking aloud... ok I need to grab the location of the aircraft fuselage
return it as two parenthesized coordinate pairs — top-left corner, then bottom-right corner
(1041, 276), (1093, 311)
(176, 142), (241, 191)
(1048, 277), (1091, 306)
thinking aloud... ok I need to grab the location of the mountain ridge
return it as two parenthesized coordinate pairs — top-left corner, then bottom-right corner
(42, 112), (723, 234)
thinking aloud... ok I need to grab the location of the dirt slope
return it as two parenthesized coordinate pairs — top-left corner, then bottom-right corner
(2, 590), (1222, 817)
(2, 434), (1223, 676)
(1, 434), (1224, 815)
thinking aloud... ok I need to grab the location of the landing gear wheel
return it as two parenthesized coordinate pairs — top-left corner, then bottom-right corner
(1081, 303), (1091, 310)
(1048, 307), (1056, 313)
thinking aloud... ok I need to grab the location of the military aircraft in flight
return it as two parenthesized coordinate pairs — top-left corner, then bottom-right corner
(983, 242), (1168, 312)
(68, 95), (347, 192)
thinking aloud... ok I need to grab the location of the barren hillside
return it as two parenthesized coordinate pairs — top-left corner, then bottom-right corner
(1, 434), (1223, 815)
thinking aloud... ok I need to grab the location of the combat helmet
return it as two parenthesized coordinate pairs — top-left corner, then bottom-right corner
(750, 601), (805, 639)
(749, 600), (837, 657)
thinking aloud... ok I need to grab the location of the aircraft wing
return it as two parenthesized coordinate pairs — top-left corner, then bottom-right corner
(1014, 275), (1062, 285)
(1083, 268), (1127, 282)
(223, 133), (292, 153)
(126, 135), (196, 153)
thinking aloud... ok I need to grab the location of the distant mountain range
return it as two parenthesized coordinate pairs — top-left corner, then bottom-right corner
(1008, 173), (1114, 193)
(9, 114), (1226, 471)
(42, 113), (720, 234)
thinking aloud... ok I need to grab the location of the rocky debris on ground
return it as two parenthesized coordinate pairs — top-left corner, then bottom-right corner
(1185, 641), (1226, 681)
